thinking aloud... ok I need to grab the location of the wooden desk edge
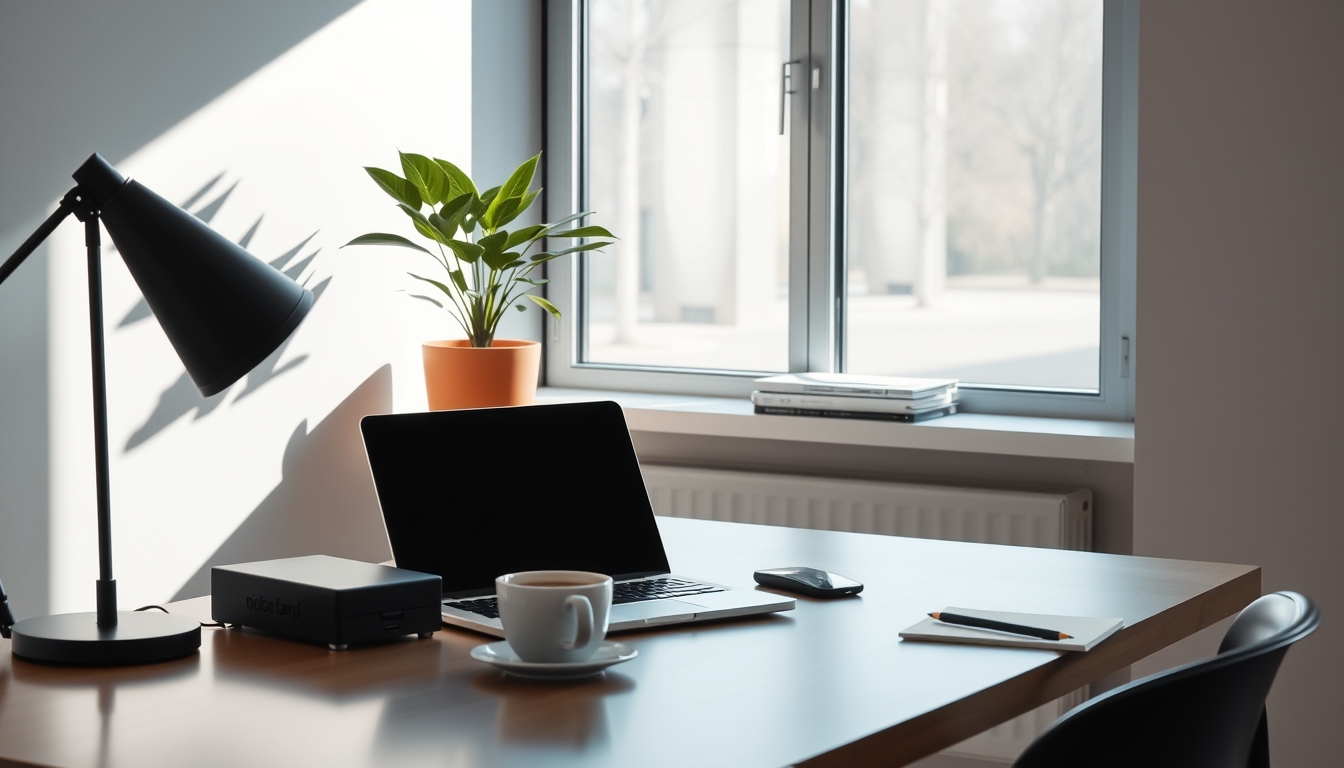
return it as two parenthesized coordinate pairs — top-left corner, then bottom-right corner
(799, 565), (1263, 768)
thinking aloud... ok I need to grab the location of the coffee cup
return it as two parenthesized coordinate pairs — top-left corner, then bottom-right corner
(496, 570), (613, 663)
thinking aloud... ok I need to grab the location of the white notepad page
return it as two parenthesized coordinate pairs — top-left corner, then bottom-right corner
(899, 607), (1125, 652)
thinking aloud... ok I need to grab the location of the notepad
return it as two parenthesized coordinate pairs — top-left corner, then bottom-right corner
(899, 607), (1125, 652)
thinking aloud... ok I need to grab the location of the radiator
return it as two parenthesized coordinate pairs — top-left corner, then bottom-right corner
(642, 464), (1093, 764)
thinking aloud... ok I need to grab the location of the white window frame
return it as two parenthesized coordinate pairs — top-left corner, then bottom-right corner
(542, 0), (1137, 421)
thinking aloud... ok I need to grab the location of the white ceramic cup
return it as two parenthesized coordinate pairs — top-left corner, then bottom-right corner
(496, 570), (613, 663)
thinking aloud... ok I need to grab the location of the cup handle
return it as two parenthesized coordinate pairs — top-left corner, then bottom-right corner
(560, 595), (594, 651)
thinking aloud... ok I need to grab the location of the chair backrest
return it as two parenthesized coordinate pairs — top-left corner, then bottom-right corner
(1013, 591), (1319, 768)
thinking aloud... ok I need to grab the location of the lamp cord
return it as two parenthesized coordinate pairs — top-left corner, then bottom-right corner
(0, 594), (231, 637)
(0, 581), (232, 639)
(134, 604), (230, 629)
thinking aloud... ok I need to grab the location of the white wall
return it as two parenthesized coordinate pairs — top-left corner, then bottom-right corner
(1, 0), (472, 618)
(0, 0), (369, 624)
(1132, 3), (1344, 767)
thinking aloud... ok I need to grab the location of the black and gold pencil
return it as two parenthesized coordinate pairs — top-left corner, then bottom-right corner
(929, 612), (1073, 641)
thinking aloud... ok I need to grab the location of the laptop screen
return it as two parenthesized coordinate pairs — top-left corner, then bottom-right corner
(360, 401), (672, 595)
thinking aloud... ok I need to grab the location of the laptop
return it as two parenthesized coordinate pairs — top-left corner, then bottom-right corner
(359, 400), (794, 636)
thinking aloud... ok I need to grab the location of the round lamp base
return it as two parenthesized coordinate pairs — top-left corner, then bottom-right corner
(10, 611), (201, 665)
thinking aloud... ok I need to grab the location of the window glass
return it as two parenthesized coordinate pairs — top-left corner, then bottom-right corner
(585, 0), (791, 372)
(845, 0), (1104, 390)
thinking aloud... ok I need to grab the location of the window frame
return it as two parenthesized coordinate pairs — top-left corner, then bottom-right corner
(543, 0), (1137, 420)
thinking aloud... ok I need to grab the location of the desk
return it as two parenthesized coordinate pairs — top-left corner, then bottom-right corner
(0, 518), (1258, 768)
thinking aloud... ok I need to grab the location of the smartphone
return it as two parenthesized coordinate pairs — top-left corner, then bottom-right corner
(753, 567), (864, 598)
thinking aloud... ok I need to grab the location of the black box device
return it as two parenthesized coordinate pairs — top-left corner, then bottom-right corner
(212, 555), (442, 649)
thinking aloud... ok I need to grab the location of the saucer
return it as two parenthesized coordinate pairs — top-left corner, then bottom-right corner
(469, 640), (637, 679)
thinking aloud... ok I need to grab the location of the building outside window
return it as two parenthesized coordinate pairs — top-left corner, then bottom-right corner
(546, 0), (1136, 420)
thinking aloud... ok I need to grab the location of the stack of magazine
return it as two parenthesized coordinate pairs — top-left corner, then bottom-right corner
(751, 373), (959, 423)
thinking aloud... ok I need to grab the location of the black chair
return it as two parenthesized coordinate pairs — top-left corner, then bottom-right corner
(1014, 591), (1319, 768)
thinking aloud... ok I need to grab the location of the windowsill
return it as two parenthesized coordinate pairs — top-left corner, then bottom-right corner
(536, 388), (1134, 463)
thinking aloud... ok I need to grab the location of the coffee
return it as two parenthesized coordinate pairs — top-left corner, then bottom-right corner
(496, 570), (614, 663)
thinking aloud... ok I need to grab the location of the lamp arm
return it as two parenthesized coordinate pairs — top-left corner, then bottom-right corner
(0, 195), (76, 287)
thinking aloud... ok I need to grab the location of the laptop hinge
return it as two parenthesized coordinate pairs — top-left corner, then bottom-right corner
(443, 571), (670, 599)
(614, 571), (670, 581)
(442, 586), (497, 600)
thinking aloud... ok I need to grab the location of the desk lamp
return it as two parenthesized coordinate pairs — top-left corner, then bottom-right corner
(0, 154), (313, 665)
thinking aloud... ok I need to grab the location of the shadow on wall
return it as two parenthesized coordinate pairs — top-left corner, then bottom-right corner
(0, 0), (365, 240)
(172, 364), (394, 600)
(121, 173), (328, 451)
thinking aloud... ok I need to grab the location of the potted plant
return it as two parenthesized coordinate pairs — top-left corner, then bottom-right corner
(345, 151), (614, 409)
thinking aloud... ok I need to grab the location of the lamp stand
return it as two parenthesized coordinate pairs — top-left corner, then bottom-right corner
(1, 188), (200, 665)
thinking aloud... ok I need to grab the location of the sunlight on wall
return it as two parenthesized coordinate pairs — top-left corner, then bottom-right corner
(47, 0), (470, 613)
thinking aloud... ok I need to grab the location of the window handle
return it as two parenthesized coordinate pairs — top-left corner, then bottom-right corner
(779, 59), (801, 135)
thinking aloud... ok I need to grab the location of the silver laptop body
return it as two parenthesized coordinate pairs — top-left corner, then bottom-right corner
(360, 401), (794, 637)
(439, 573), (793, 637)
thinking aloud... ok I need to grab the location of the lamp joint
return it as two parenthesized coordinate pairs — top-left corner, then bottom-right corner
(61, 186), (100, 223)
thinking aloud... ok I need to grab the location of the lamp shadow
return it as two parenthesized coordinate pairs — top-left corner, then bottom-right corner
(120, 172), (329, 451)
(170, 364), (394, 601)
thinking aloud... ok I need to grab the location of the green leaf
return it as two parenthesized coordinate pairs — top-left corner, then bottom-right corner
(530, 240), (612, 261)
(440, 192), (474, 231)
(517, 277), (550, 285)
(342, 233), (433, 255)
(472, 187), (501, 225)
(481, 251), (516, 271)
(502, 259), (526, 270)
(400, 152), (449, 205)
(504, 224), (547, 251)
(495, 187), (542, 230)
(433, 158), (477, 200)
(448, 269), (469, 292)
(488, 197), (522, 230)
(515, 304), (527, 311)
(542, 211), (593, 232)
(548, 225), (617, 239)
(479, 232), (511, 270)
(365, 167), (422, 210)
(446, 239), (484, 263)
(514, 187), (541, 217)
(500, 153), (541, 200)
(526, 293), (562, 319)
(427, 212), (458, 240)
(485, 154), (538, 229)
(478, 230), (508, 253)
(407, 272), (455, 299)
(407, 217), (445, 245)
(398, 203), (449, 245)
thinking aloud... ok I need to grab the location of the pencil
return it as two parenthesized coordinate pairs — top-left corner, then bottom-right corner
(929, 612), (1073, 641)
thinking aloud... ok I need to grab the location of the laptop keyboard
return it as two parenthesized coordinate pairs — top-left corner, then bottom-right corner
(444, 578), (725, 620)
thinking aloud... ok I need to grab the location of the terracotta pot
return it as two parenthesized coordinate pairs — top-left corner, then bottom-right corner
(422, 339), (542, 410)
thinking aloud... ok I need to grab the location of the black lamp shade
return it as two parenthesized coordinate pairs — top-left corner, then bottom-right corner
(73, 154), (313, 396)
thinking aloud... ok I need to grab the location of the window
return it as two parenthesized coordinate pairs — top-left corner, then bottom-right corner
(545, 0), (1136, 419)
